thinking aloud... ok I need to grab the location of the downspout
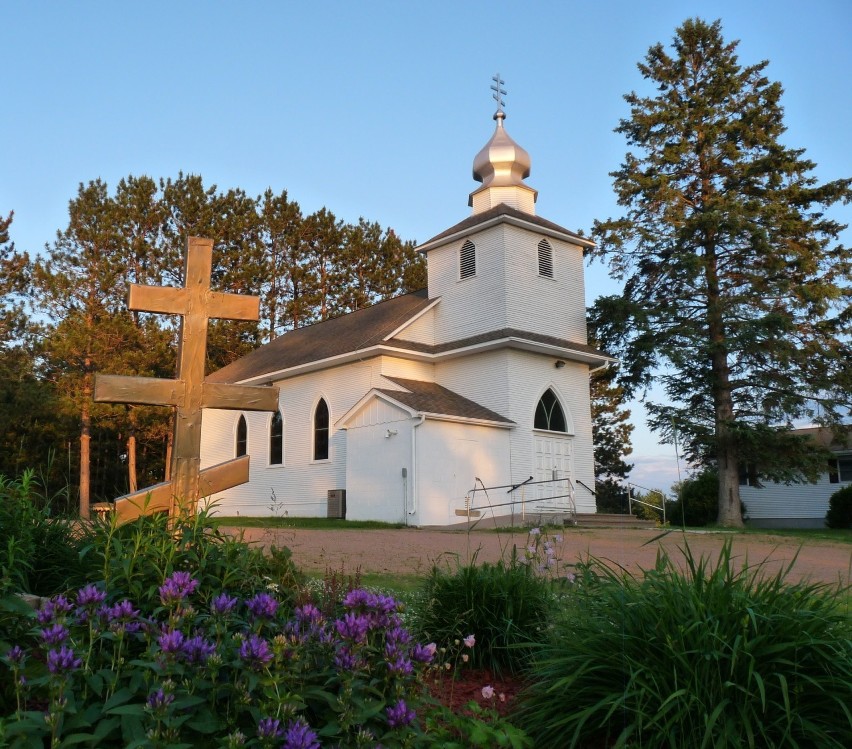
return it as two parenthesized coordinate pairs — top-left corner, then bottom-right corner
(409, 414), (426, 521)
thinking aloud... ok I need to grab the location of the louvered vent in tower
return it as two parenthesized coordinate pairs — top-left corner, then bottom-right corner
(460, 240), (476, 279)
(538, 238), (553, 278)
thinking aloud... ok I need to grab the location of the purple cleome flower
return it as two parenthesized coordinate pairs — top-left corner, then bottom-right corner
(76, 584), (106, 608)
(158, 628), (185, 656)
(386, 654), (413, 676)
(386, 698), (416, 728)
(103, 599), (142, 633)
(183, 634), (216, 664)
(335, 612), (370, 643)
(246, 593), (279, 620)
(146, 688), (175, 711)
(239, 634), (273, 670)
(4, 645), (26, 667)
(282, 717), (320, 749)
(47, 646), (82, 675)
(411, 642), (436, 664)
(40, 623), (70, 646)
(211, 592), (238, 616)
(256, 716), (284, 741)
(159, 571), (200, 605)
(36, 595), (73, 625)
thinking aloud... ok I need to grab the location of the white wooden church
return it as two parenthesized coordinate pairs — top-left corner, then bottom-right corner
(199, 108), (611, 525)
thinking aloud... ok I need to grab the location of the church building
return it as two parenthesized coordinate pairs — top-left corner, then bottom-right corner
(199, 108), (612, 525)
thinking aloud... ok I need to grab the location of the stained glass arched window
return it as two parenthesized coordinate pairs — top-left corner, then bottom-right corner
(269, 410), (283, 465)
(313, 398), (329, 460)
(534, 389), (567, 432)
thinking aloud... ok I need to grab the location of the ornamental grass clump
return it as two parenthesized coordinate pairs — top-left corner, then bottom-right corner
(414, 533), (557, 676)
(0, 572), (439, 748)
(516, 539), (852, 748)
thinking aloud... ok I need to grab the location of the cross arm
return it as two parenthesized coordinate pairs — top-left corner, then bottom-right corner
(94, 375), (186, 407)
(201, 382), (280, 411)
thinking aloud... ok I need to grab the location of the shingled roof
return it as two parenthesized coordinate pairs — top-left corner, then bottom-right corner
(417, 203), (593, 251)
(378, 377), (514, 425)
(207, 289), (432, 384)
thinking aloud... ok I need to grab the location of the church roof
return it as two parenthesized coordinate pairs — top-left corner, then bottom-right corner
(417, 203), (593, 252)
(378, 377), (514, 425)
(206, 289), (432, 384)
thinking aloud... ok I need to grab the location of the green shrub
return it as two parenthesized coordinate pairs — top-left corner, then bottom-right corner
(0, 471), (87, 596)
(826, 484), (852, 529)
(72, 501), (304, 609)
(412, 548), (554, 676)
(516, 541), (852, 748)
(667, 469), (720, 526)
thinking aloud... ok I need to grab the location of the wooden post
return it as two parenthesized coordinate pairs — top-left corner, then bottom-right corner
(94, 237), (279, 521)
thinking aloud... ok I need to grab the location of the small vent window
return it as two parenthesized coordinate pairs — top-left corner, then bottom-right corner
(460, 240), (476, 279)
(269, 410), (283, 465)
(236, 415), (247, 458)
(538, 239), (553, 278)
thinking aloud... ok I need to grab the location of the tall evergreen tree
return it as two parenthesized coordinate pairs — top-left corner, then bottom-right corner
(590, 19), (852, 526)
(590, 363), (634, 513)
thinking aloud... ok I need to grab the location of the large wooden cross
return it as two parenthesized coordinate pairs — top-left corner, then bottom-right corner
(94, 237), (279, 522)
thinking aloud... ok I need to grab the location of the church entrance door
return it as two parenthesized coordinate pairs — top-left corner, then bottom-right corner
(533, 434), (574, 509)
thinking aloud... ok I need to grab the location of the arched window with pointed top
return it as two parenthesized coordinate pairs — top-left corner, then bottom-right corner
(460, 239), (476, 279)
(538, 238), (553, 278)
(313, 398), (330, 460)
(269, 410), (283, 465)
(534, 388), (567, 432)
(235, 414), (247, 458)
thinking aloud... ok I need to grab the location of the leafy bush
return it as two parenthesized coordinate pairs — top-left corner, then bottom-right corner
(826, 484), (852, 529)
(0, 471), (87, 596)
(72, 501), (304, 609)
(516, 541), (852, 748)
(0, 575), (438, 748)
(667, 469), (720, 526)
(413, 536), (556, 676)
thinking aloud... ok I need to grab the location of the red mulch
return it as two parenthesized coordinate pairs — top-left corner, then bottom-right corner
(427, 666), (526, 718)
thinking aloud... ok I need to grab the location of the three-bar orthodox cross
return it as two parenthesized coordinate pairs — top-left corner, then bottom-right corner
(94, 237), (279, 522)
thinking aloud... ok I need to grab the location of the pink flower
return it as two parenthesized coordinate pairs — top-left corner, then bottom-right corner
(481, 685), (495, 699)
(463, 634), (475, 648)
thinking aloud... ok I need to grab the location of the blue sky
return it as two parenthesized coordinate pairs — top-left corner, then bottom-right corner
(4, 1), (851, 492)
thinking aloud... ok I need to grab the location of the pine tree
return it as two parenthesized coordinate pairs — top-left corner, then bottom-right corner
(590, 363), (634, 514)
(591, 19), (852, 526)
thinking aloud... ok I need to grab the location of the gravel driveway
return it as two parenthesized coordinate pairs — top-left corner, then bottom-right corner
(226, 525), (852, 586)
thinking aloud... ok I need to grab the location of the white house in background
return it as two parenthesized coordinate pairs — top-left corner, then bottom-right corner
(739, 427), (852, 528)
(199, 109), (612, 526)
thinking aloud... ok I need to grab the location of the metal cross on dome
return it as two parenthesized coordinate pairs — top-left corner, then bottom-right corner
(94, 236), (279, 522)
(491, 73), (506, 113)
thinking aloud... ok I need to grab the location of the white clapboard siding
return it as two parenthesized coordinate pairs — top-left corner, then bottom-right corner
(390, 306), (435, 345)
(740, 473), (850, 526)
(200, 363), (374, 517)
(435, 349), (511, 419)
(425, 224), (588, 346)
(375, 357), (435, 383)
(502, 225), (588, 342)
(505, 352), (596, 513)
(416, 419), (512, 526)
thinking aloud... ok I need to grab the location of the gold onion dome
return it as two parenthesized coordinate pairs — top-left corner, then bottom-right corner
(469, 109), (537, 215)
(472, 110), (532, 187)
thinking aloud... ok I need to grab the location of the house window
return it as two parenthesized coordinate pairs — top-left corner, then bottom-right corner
(269, 410), (283, 465)
(738, 462), (759, 487)
(236, 415), (247, 458)
(538, 238), (553, 278)
(314, 398), (329, 460)
(534, 389), (567, 432)
(460, 240), (476, 279)
(828, 456), (852, 483)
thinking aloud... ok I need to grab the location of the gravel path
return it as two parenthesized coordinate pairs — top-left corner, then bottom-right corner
(225, 525), (852, 586)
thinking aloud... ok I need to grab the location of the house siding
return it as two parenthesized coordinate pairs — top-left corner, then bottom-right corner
(390, 307), (435, 345)
(740, 472), (850, 528)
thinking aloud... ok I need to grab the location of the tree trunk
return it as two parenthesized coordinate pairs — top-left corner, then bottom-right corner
(79, 381), (91, 520)
(706, 245), (744, 528)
